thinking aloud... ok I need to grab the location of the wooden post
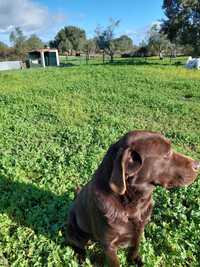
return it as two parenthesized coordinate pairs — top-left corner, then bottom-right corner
(55, 50), (60, 66)
(41, 51), (45, 68)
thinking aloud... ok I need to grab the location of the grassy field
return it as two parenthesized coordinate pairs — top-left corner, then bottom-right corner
(0, 58), (200, 267)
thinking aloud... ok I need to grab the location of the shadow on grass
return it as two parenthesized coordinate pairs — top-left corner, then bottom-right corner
(0, 175), (106, 266)
(0, 174), (72, 242)
(59, 62), (76, 67)
(79, 57), (184, 68)
(105, 58), (184, 67)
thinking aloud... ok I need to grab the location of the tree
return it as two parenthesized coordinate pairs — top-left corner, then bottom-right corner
(58, 39), (72, 54)
(113, 35), (133, 53)
(53, 28), (69, 52)
(162, 0), (200, 55)
(83, 39), (96, 63)
(0, 41), (8, 51)
(136, 41), (149, 57)
(0, 42), (17, 60)
(9, 27), (26, 56)
(0, 41), (9, 60)
(95, 19), (120, 62)
(25, 34), (44, 50)
(148, 24), (171, 57)
(65, 26), (86, 52)
(54, 26), (86, 54)
(49, 40), (57, 49)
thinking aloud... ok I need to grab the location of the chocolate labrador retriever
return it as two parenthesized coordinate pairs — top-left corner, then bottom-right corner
(63, 131), (199, 266)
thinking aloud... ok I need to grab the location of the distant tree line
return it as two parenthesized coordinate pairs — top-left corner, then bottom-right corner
(145, 0), (200, 58)
(0, 27), (44, 60)
(0, 22), (135, 62)
(162, 0), (200, 56)
(49, 20), (135, 62)
(1, 2), (200, 62)
(123, 0), (200, 59)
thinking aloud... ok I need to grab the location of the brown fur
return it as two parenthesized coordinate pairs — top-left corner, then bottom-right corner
(63, 131), (199, 267)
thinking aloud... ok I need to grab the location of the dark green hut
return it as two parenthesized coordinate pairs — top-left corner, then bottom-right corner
(28, 49), (60, 68)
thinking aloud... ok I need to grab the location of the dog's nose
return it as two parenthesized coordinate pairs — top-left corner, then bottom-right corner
(192, 161), (200, 171)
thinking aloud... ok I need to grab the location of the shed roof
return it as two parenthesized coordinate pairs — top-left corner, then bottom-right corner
(28, 48), (58, 53)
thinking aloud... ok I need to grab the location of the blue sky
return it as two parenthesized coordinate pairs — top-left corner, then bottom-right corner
(0, 0), (165, 45)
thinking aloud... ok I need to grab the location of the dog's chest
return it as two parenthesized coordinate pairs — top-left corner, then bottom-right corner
(109, 216), (145, 249)
(109, 198), (152, 248)
(120, 188), (153, 220)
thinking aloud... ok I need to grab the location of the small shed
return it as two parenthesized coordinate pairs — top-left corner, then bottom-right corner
(28, 49), (60, 68)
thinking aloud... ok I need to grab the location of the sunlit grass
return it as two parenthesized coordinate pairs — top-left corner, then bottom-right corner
(0, 59), (200, 266)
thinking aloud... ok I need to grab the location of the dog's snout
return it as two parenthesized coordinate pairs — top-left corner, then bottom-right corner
(192, 161), (200, 171)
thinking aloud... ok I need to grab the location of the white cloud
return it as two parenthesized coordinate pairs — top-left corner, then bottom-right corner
(0, 0), (65, 34)
(124, 20), (162, 45)
(123, 26), (149, 45)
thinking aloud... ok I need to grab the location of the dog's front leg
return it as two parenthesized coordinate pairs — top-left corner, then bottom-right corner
(128, 227), (144, 267)
(104, 246), (120, 267)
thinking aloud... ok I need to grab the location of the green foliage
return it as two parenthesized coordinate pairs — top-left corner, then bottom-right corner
(58, 39), (73, 54)
(113, 35), (134, 53)
(25, 35), (44, 50)
(0, 41), (8, 50)
(95, 19), (120, 62)
(148, 24), (171, 56)
(9, 27), (26, 56)
(0, 42), (11, 60)
(8, 27), (44, 59)
(53, 26), (86, 53)
(162, 0), (200, 55)
(84, 39), (96, 55)
(0, 59), (200, 266)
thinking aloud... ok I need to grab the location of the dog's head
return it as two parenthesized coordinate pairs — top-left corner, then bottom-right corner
(108, 131), (199, 195)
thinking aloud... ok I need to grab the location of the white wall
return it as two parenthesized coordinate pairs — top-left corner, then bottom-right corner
(0, 61), (22, 71)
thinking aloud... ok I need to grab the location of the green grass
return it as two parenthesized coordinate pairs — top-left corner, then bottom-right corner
(0, 59), (200, 267)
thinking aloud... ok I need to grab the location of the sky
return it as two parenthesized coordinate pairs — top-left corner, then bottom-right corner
(0, 0), (165, 46)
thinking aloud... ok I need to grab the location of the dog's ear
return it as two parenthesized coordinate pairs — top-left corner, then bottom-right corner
(109, 148), (142, 195)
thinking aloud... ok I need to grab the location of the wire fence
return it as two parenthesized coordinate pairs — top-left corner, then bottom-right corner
(59, 55), (187, 67)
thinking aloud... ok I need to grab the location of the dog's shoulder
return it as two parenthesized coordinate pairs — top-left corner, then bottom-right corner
(94, 187), (129, 225)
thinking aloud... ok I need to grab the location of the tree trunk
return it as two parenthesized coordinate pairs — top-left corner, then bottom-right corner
(193, 45), (200, 57)
(102, 51), (105, 64)
(159, 50), (163, 60)
(86, 52), (89, 64)
(110, 52), (114, 63)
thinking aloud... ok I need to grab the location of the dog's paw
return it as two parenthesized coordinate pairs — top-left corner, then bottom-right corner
(133, 255), (144, 267)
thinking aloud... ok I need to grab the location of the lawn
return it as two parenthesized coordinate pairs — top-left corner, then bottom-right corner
(0, 59), (200, 267)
